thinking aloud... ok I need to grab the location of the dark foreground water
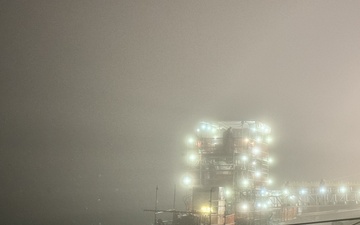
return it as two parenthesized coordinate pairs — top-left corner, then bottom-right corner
(1, 211), (150, 225)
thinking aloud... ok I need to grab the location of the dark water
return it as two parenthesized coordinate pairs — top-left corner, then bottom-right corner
(2, 212), (145, 225)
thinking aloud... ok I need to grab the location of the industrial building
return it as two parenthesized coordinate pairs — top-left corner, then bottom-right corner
(182, 121), (274, 225)
(182, 121), (360, 225)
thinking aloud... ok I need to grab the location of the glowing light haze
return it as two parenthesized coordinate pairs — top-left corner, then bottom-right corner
(1, 1), (360, 224)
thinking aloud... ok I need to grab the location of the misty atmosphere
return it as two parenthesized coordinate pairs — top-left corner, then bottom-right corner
(1, 1), (360, 225)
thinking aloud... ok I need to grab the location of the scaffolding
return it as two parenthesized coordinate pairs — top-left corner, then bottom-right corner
(281, 181), (360, 208)
(184, 121), (273, 224)
(182, 121), (360, 225)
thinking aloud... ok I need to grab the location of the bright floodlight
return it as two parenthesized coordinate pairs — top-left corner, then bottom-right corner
(188, 137), (195, 144)
(300, 188), (307, 195)
(201, 206), (211, 213)
(260, 189), (268, 196)
(267, 178), (273, 185)
(225, 188), (232, 197)
(252, 147), (260, 155)
(241, 155), (248, 162)
(268, 157), (273, 164)
(244, 138), (249, 143)
(283, 189), (289, 195)
(256, 137), (262, 143)
(182, 176), (192, 186)
(255, 171), (261, 177)
(252, 161), (257, 166)
(242, 204), (248, 211)
(340, 186), (347, 193)
(319, 187), (326, 194)
(242, 179), (249, 187)
(188, 153), (197, 162)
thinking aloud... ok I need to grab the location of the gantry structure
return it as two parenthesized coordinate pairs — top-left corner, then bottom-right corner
(183, 121), (274, 224)
(182, 121), (360, 225)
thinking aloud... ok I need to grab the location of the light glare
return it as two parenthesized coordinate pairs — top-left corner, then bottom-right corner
(253, 147), (260, 155)
(242, 179), (249, 187)
(242, 204), (248, 211)
(188, 153), (197, 162)
(320, 187), (326, 194)
(188, 137), (194, 144)
(182, 176), (192, 186)
(241, 155), (248, 162)
(340, 186), (347, 193)
(201, 206), (211, 213)
(225, 188), (232, 197)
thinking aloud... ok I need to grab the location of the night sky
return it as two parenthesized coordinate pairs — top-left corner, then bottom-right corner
(1, 1), (360, 224)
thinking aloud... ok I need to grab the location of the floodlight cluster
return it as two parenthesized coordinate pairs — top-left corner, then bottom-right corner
(182, 175), (192, 187)
(182, 121), (275, 215)
(189, 122), (275, 189)
(256, 202), (270, 209)
(281, 185), (352, 198)
(200, 206), (212, 213)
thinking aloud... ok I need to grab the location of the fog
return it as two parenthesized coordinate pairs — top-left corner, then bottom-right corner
(1, 1), (360, 224)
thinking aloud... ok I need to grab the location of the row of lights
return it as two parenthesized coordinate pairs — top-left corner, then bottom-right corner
(196, 122), (271, 134)
(187, 152), (274, 164)
(189, 123), (272, 144)
(282, 186), (351, 195)
(195, 123), (219, 134)
(182, 173), (273, 187)
(187, 136), (272, 145)
(239, 201), (272, 212)
(186, 145), (274, 163)
(181, 174), (274, 188)
(201, 202), (269, 214)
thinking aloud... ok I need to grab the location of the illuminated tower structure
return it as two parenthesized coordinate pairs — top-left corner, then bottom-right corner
(183, 121), (274, 224)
